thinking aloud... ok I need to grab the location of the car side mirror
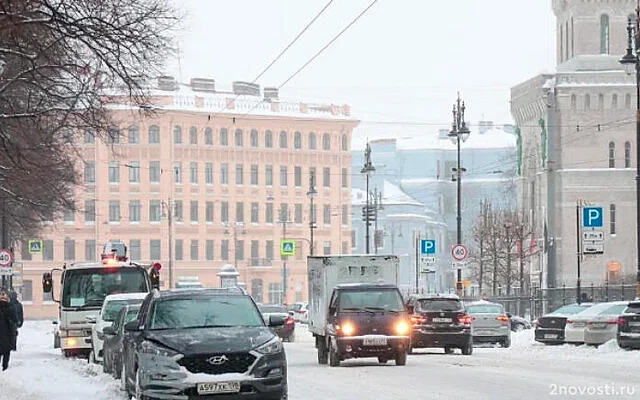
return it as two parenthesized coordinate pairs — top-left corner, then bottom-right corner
(328, 306), (336, 316)
(86, 315), (97, 324)
(103, 326), (116, 336)
(52, 320), (59, 325)
(268, 315), (286, 327)
(124, 321), (140, 332)
(42, 272), (53, 293)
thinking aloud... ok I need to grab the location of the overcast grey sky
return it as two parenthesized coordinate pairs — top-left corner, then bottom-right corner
(167, 0), (556, 141)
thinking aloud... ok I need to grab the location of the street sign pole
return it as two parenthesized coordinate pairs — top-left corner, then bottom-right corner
(576, 201), (582, 304)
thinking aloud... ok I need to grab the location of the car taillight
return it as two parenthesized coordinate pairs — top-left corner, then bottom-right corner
(458, 315), (472, 325)
(618, 317), (626, 326)
(285, 317), (294, 325)
(496, 315), (510, 322)
(410, 315), (426, 325)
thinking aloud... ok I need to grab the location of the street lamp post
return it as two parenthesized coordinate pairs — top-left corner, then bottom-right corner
(307, 175), (317, 256)
(361, 143), (376, 254)
(448, 93), (470, 297)
(620, 8), (640, 299)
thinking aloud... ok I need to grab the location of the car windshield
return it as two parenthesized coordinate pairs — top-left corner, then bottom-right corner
(102, 299), (145, 321)
(62, 268), (149, 308)
(149, 296), (264, 330)
(550, 304), (591, 315)
(417, 299), (463, 312)
(467, 304), (503, 314)
(624, 303), (640, 314)
(259, 305), (287, 313)
(339, 289), (405, 312)
(289, 303), (303, 312)
(571, 303), (614, 318)
(598, 304), (627, 315)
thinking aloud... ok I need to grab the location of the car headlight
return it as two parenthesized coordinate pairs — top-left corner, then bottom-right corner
(336, 322), (356, 336)
(395, 320), (410, 335)
(140, 340), (181, 357)
(256, 336), (284, 355)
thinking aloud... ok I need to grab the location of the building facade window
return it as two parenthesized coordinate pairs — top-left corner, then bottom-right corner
(294, 132), (302, 149)
(191, 240), (199, 260)
(626, 93), (632, 109)
(148, 125), (160, 144)
(268, 283), (283, 305)
(236, 164), (244, 185)
(342, 168), (348, 188)
(128, 161), (140, 183)
(341, 134), (348, 151)
(149, 200), (161, 222)
(129, 239), (140, 261)
(251, 279), (263, 303)
(206, 201), (214, 223)
(609, 141), (615, 168)
(173, 162), (182, 184)
(128, 126), (139, 144)
(220, 128), (228, 146)
(251, 240), (259, 264)
(600, 14), (610, 54)
(108, 161), (120, 184)
(598, 94), (604, 110)
(250, 129), (258, 147)
(294, 203), (302, 224)
(221, 163), (229, 185)
(221, 240), (229, 260)
(64, 239), (75, 261)
(610, 204), (616, 235)
(109, 200), (121, 222)
(108, 126), (119, 143)
(173, 125), (182, 144)
(322, 133), (331, 150)
(84, 162), (95, 184)
(190, 162), (198, 184)
(342, 205), (348, 225)
(206, 240), (214, 260)
(236, 202), (245, 223)
(189, 126), (198, 144)
(279, 131), (287, 148)
(205, 162), (213, 185)
(204, 127), (213, 145)
(190, 200), (198, 223)
(175, 239), (183, 261)
(251, 202), (259, 224)
(174, 200), (183, 222)
(86, 240), (96, 261)
(309, 132), (316, 150)
(570, 94), (576, 110)
(129, 200), (141, 222)
(266, 203), (274, 224)
(221, 201), (229, 223)
(323, 167), (330, 187)
(280, 166), (288, 187)
(294, 166), (301, 187)
(323, 241), (331, 255)
(85, 200), (96, 223)
(64, 202), (75, 223)
(265, 165), (273, 186)
(235, 129), (243, 147)
(149, 161), (160, 184)
(251, 164), (259, 185)
(84, 130), (95, 144)
(265, 130), (273, 148)
(266, 240), (274, 261)
(625, 141), (631, 168)
(584, 94), (590, 110)
(43, 240), (54, 260)
(612, 93), (618, 109)
(20, 240), (31, 261)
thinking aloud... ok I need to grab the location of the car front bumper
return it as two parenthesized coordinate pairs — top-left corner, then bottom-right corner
(139, 352), (287, 400)
(336, 335), (410, 358)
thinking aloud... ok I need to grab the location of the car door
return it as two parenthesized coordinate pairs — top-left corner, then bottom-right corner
(123, 294), (151, 388)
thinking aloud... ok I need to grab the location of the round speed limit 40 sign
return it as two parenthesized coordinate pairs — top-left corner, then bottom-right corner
(451, 244), (468, 261)
(0, 248), (13, 267)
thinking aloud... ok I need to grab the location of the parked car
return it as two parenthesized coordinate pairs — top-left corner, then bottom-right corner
(259, 304), (295, 342)
(288, 302), (308, 323)
(102, 303), (141, 379)
(121, 287), (287, 400)
(406, 294), (473, 355)
(509, 314), (532, 332)
(88, 292), (148, 364)
(617, 301), (640, 349)
(534, 303), (594, 344)
(564, 302), (619, 344)
(466, 300), (511, 347)
(583, 301), (629, 346)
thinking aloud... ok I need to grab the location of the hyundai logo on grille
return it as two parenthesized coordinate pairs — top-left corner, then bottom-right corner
(207, 355), (229, 365)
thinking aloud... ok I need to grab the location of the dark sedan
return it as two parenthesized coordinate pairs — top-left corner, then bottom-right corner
(259, 304), (295, 342)
(534, 303), (593, 344)
(102, 303), (141, 378)
(617, 301), (640, 349)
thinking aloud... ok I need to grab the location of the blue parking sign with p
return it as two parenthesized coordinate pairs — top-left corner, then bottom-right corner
(583, 207), (603, 228)
(421, 239), (436, 255)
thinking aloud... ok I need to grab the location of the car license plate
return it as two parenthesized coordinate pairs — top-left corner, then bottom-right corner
(432, 317), (452, 323)
(197, 381), (241, 395)
(592, 323), (607, 329)
(544, 334), (557, 339)
(363, 337), (388, 346)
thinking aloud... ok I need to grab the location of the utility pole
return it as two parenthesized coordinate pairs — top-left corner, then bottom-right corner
(167, 198), (173, 289)
(361, 143), (375, 254)
(414, 230), (420, 293)
(373, 189), (383, 254)
(1, 197), (7, 289)
(576, 201), (582, 304)
(280, 205), (289, 304)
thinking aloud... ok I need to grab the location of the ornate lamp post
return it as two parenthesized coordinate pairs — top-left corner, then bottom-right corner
(361, 143), (376, 254)
(307, 175), (317, 256)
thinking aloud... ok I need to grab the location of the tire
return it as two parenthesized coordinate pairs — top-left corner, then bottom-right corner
(461, 342), (473, 355)
(502, 336), (511, 348)
(317, 338), (328, 365)
(377, 356), (388, 364)
(395, 351), (407, 366)
(444, 346), (454, 354)
(328, 341), (340, 367)
(63, 349), (73, 358)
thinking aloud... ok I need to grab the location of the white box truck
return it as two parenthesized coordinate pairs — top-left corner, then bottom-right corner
(307, 255), (411, 366)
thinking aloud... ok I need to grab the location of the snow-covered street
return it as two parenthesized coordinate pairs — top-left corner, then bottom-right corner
(1, 320), (639, 400)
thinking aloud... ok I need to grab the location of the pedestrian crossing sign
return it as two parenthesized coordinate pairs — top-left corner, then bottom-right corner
(280, 240), (295, 256)
(28, 240), (43, 254)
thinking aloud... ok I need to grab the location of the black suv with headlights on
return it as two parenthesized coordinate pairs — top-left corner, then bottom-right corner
(405, 294), (473, 355)
(121, 288), (288, 400)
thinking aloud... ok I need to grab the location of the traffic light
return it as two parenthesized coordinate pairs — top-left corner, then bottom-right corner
(42, 272), (53, 293)
(361, 205), (377, 225)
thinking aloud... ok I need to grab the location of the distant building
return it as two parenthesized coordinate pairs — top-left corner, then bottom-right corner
(351, 123), (517, 292)
(16, 76), (358, 318)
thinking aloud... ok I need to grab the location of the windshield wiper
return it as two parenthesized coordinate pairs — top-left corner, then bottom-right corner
(364, 307), (402, 314)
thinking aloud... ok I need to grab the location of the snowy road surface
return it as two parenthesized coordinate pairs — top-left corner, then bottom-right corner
(1, 320), (639, 399)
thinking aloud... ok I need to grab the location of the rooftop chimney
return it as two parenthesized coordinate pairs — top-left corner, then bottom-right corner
(264, 87), (279, 102)
(232, 81), (260, 96)
(190, 78), (216, 92)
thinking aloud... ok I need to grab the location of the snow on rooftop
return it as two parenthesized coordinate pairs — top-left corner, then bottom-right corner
(383, 180), (423, 206)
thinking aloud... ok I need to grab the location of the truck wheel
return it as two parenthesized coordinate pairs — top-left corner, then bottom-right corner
(502, 336), (511, 348)
(328, 341), (340, 367)
(395, 351), (407, 366)
(444, 346), (454, 354)
(377, 356), (388, 364)
(63, 349), (73, 358)
(317, 338), (328, 365)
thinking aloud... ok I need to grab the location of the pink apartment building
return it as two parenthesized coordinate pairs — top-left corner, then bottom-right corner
(16, 77), (358, 318)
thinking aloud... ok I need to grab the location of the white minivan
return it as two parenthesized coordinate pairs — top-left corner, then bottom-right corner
(89, 292), (148, 364)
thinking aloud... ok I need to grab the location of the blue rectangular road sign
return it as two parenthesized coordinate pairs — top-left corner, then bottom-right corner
(583, 207), (603, 228)
(421, 239), (436, 255)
